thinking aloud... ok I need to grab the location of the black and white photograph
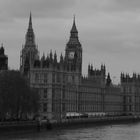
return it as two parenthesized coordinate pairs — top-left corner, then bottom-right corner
(0, 0), (140, 139)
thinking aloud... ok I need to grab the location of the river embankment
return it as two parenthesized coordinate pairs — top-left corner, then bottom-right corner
(0, 115), (140, 133)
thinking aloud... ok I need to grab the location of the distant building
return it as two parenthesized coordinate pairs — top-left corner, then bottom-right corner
(0, 44), (8, 70)
(20, 14), (140, 121)
(121, 73), (140, 116)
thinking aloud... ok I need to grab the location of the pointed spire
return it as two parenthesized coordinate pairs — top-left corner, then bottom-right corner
(66, 15), (82, 50)
(60, 53), (63, 62)
(71, 15), (78, 33)
(46, 54), (50, 61)
(41, 52), (45, 61)
(101, 64), (103, 70)
(106, 73), (112, 86)
(25, 12), (35, 46)
(0, 43), (4, 55)
(88, 64), (90, 71)
(70, 15), (78, 39)
(54, 51), (57, 58)
(50, 50), (53, 61)
(91, 64), (93, 70)
(29, 12), (32, 29)
(54, 51), (57, 63)
(107, 73), (110, 79)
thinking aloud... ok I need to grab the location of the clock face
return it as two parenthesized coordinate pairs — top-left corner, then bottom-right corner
(68, 52), (75, 59)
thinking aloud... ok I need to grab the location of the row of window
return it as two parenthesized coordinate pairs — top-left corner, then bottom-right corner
(81, 87), (101, 93)
(34, 73), (63, 84)
(80, 93), (101, 101)
(42, 102), (123, 113)
(34, 72), (78, 84)
(35, 73), (48, 83)
(79, 105), (102, 112)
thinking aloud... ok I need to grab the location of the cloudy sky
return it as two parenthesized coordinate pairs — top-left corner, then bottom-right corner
(0, 0), (140, 83)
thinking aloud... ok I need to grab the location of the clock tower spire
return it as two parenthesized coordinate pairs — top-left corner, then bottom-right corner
(70, 15), (78, 38)
(65, 16), (82, 74)
(66, 15), (81, 48)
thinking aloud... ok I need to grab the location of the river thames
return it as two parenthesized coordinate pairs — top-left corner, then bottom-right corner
(1, 122), (140, 140)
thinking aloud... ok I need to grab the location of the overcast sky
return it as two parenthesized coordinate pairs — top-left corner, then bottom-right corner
(0, 0), (140, 83)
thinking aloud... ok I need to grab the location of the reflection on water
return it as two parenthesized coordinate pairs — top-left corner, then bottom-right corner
(1, 123), (140, 140)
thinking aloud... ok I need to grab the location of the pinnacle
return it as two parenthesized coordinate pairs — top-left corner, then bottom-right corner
(25, 12), (35, 46)
(29, 12), (32, 29)
(71, 15), (78, 33)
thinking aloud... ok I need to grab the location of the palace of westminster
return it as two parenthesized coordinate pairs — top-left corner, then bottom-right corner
(1, 13), (140, 121)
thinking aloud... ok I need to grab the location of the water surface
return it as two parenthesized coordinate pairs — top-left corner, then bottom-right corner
(1, 122), (140, 140)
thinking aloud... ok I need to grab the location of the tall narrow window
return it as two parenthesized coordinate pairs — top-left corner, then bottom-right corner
(62, 103), (65, 112)
(57, 73), (60, 83)
(43, 103), (47, 112)
(52, 73), (55, 83)
(44, 89), (47, 98)
(62, 89), (65, 99)
(44, 73), (47, 83)
(52, 88), (55, 99)
(35, 73), (39, 83)
(72, 75), (75, 83)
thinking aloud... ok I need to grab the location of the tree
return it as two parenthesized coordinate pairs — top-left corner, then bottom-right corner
(0, 70), (40, 120)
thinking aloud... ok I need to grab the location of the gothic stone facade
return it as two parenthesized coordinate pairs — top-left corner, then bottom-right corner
(121, 73), (140, 116)
(20, 14), (140, 121)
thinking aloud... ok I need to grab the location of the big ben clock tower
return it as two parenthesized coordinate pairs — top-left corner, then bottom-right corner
(65, 16), (82, 75)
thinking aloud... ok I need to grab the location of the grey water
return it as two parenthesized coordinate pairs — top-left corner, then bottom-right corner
(2, 123), (140, 140)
